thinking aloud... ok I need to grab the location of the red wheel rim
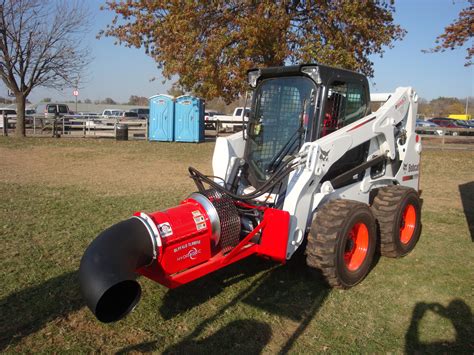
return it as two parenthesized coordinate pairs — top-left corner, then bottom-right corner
(344, 222), (369, 271)
(400, 204), (416, 244)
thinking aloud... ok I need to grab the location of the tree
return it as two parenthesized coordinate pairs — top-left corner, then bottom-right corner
(167, 82), (185, 98)
(84, 98), (92, 104)
(101, 1), (405, 103)
(101, 97), (116, 105)
(418, 97), (470, 118)
(42, 98), (52, 103)
(425, 3), (473, 66)
(127, 95), (148, 106)
(0, 0), (90, 136)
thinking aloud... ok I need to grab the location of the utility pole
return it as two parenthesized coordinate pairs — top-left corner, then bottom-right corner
(465, 96), (469, 115)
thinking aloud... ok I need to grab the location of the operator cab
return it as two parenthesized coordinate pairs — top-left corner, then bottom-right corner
(244, 64), (371, 190)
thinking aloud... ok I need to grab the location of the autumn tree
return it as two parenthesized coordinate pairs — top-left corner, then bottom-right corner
(0, 0), (90, 136)
(418, 97), (470, 117)
(128, 95), (148, 105)
(167, 82), (185, 98)
(425, 2), (473, 66)
(101, 1), (405, 103)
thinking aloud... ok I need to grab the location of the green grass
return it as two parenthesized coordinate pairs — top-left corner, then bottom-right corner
(0, 137), (473, 353)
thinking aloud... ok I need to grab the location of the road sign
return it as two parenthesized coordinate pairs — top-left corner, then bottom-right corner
(73, 90), (79, 96)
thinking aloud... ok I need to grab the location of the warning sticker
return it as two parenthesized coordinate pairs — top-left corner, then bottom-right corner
(192, 210), (202, 217)
(196, 222), (206, 231)
(158, 222), (173, 237)
(193, 215), (205, 223)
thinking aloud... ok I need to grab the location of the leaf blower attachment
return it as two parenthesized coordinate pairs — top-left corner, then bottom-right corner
(79, 189), (242, 322)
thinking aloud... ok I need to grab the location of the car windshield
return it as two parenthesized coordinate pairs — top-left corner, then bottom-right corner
(245, 76), (316, 182)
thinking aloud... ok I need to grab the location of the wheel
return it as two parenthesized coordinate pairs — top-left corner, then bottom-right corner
(371, 185), (421, 258)
(306, 199), (377, 289)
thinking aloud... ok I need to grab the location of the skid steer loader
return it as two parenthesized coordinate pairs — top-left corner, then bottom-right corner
(79, 64), (422, 323)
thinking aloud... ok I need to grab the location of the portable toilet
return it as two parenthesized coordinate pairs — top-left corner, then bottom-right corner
(174, 95), (204, 143)
(148, 94), (174, 141)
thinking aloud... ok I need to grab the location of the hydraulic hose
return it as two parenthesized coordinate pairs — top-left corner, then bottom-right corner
(79, 217), (155, 323)
(188, 156), (300, 202)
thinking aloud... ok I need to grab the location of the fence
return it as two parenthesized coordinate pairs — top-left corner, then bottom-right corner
(3, 115), (473, 149)
(2, 115), (148, 140)
(416, 127), (474, 150)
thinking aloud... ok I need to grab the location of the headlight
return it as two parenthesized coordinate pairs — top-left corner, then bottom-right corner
(301, 65), (322, 84)
(248, 69), (260, 88)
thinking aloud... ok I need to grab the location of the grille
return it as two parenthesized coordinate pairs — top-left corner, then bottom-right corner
(201, 189), (241, 252)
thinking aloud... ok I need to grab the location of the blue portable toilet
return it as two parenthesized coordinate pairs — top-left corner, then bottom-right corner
(174, 95), (204, 143)
(148, 94), (174, 141)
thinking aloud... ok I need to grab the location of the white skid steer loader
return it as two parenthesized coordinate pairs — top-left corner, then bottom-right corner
(80, 64), (422, 323)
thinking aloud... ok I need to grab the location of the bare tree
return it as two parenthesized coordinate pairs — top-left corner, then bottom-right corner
(0, 0), (90, 136)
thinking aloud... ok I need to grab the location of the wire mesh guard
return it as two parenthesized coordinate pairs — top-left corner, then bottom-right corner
(202, 189), (241, 252)
(248, 77), (314, 177)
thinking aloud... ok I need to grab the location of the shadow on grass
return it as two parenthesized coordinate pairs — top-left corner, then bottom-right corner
(159, 256), (275, 320)
(459, 182), (474, 242)
(163, 319), (272, 354)
(405, 299), (473, 353)
(0, 271), (82, 351)
(121, 250), (330, 354)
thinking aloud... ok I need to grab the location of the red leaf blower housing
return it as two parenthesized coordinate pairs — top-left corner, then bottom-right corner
(79, 188), (289, 323)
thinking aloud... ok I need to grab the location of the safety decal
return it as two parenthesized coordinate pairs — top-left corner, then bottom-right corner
(196, 222), (206, 231)
(158, 222), (173, 237)
(194, 215), (205, 223)
(192, 210), (201, 217)
(347, 116), (376, 132)
(402, 174), (419, 181)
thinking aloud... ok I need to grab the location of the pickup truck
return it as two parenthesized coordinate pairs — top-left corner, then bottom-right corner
(211, 107), (250, 132)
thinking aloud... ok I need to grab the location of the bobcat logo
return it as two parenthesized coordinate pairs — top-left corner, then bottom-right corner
(402, 163), (408, 172)
(319, 148), (330, 162)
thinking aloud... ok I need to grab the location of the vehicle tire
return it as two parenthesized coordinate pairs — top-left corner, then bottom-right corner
(306, 199), (377, 289)
(371, 185), (421, 258)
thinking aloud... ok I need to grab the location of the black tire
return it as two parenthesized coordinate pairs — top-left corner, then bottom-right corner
(371, 185), (421, 258)
(306, 200), (377, 289)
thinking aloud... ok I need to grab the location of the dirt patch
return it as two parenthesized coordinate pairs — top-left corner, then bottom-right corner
(0, 145), (211, 196)
(419, 150), (474, 211)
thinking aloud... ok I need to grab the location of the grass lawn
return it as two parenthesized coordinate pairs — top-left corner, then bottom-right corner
(0, 137), (473, 353)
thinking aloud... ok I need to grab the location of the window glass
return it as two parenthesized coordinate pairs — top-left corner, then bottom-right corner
(321, 81), (367, 137)
(48, 106), (57, 113)
(247, 76), (315, 180)
(58, 105), (68, 113)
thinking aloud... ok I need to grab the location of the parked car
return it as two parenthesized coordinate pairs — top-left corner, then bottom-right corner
(102, 109), (125, 118)
(453, 119), (474, 135)
(43, 103), (70, 118)
(415, 119), (443, 135)
(429, 117), (464, 136)
(0, 107), (17, 128)
(78, 112), (100, 117)
(129, 108), (149, 119)
(119, 111), (139, 119)
(204, 111), (222, 130)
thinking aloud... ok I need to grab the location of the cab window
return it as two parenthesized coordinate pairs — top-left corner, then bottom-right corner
(321, 81), (367, 137)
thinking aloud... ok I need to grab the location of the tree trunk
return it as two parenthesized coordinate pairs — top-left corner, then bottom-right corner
(15, 94), (26, 137)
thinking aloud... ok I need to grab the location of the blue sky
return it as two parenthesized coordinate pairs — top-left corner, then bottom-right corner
(3, 0), (474, 104)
